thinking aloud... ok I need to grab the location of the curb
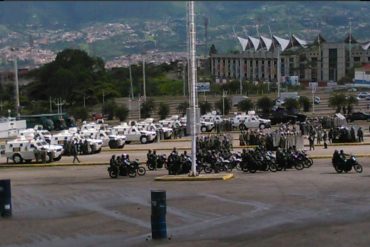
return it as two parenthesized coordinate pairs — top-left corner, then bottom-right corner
(103, 142), (370, 152)
(154, 173), (234, 181)
(1, 155), (370, 168)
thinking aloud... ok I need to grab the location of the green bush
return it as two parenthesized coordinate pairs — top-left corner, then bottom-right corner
(199, 101), (213, 115)
(115, 105), (129, 121)
(256, 96), (273, 114)
(141, 99), (156, 118)
(298, 96), (311, 112)
(70, 107), (89, 121)
(158, 102), (170, 120)
(237, 99), (254, 112)
(176, 101), (189, 116)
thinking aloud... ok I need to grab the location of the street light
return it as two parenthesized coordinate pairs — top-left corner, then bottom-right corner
(10, 48), (20, 118)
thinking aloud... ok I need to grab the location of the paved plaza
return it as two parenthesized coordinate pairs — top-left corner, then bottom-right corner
(0, 143), (369, 246)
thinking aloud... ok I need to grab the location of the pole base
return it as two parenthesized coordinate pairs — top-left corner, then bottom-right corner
(188, 171), (199, 177)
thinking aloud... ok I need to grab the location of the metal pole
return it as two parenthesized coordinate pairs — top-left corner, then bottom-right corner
(129, 62), (134, 99)
(143, 58), (146, 102)
(349, 18), (352, 68)
(312, 87), (315, 115)
(138, 96), (141, 120)
(239, 57), (243, 95)
(189, 1), (197, 176)
(49, 96), (52, 113)
(277, 48), (281, 98)
(183, 60), (186, 96)
(14, 58), (20, 117)
(222, 90), (226, 116)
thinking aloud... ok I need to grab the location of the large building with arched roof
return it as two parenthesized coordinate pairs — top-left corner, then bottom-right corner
(210, 34), (370, 84)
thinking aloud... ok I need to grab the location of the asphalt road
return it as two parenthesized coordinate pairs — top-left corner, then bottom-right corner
(0, 158), (369, 247)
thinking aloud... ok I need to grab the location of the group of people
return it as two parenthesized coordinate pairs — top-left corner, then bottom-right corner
(196, 134), (233, 154)
(239, 123), (304, 151)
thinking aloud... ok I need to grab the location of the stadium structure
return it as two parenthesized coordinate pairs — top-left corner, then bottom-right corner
(210, 33), (370, 85)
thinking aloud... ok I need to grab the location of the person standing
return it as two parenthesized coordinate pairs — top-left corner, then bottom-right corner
(309, 134), (315, 151)
(357, 127), (364, 142)
(323, 130), (328, 149)
(72, 139), (80, 164)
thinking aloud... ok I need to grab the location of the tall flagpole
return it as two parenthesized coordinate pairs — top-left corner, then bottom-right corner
(188, 1), (198, 176)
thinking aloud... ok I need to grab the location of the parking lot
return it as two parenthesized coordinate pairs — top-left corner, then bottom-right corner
(0, 156), (369, 247)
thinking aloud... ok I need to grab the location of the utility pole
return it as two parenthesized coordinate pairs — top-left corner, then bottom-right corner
(349, 18), (353, 68)
(129, 59), (134, 99)
(49, 96), (52, 113)
(268, 26), (281, 98)
(142, 58), (146, 102)
(182, 59), (186, 96)
(102, 90), (105, 105)
(222, 90), (226, 116)
(13, 57), (20, 117)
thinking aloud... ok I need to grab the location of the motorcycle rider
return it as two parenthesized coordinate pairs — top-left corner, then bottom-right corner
(152, 150), (158, 170)
(276, 147), (287, 171)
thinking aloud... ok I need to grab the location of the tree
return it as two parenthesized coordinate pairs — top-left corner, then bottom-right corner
(199, 101), (212, 115)
(329, 93), (347, 113)
(141, 99), (156, 118)
(26, 48), (118, 106)
(115, 105), (129, 121)
(284, 98), (300, 112)
(237, 99), (254, 112)
(298, 96), (311, 112)
(215, 97), (231, 115)
(176, 101), (189, 116)
(158, 102), (170, 120)
(256, 96), (273, 114)
(102, 100), (117, 120)
(209, 44), (217, 56)
(346, 95), (358, 114)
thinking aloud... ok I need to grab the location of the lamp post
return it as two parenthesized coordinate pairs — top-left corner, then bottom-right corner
(10, 48), (20, 118)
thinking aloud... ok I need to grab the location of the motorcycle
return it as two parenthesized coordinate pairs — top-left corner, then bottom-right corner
(108, 159), (137, 178)
(147, 154), (167, 170)
(332, 154), (363, 173)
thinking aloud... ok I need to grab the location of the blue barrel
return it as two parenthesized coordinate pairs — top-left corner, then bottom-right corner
(0, 179), (12, 217)
(151, 190), (167, 239)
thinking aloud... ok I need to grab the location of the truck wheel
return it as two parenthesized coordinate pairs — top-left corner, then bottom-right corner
(108, 140), (117, 149)
(140, 136), (148, 144)
(53, 155), (62, 161)
(201, 126), (207, 132)
(46, 153), (52, 163)
(13, 154), (23, 164)
(259, 124), (265, 129)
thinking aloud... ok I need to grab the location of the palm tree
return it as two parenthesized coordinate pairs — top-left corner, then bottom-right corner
(346, 95), (358, 114)
(328, 93), (346, 113)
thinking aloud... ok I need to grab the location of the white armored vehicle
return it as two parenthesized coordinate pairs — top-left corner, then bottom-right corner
(232, 112), (271, 130)
(5, 137), (63, 164)
(112, 123), (156, 144)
